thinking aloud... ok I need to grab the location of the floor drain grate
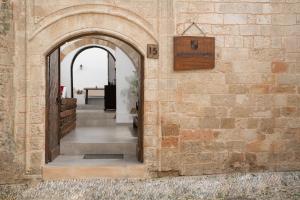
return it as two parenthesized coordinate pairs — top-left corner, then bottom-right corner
(83, 154), (124, 159)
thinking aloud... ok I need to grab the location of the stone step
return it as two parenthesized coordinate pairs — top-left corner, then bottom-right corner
(76, 110), (115, 119)
(60, 142), (137, 155)
(76, 110), (116, 127)
(76, 119), (116, 127)
(43, 155), (147, 180)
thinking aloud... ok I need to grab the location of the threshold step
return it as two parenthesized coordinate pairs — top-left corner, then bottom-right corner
(43, 155), (147, 180)
(60, 142), (137, 155)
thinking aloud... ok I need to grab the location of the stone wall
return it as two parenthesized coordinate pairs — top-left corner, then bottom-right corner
(160, 0), (300, 175)
(0, 0), (299, 182)
(0, 0), (24, 183)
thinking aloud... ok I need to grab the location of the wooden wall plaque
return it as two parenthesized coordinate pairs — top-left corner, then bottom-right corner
(174, 36), (215, 70)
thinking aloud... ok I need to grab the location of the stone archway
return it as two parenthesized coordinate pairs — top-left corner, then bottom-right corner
(60, 36), (142, 70)
(24, 8), (159, 176)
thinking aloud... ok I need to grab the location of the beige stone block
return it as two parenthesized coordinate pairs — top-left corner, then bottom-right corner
(144, 136), (158, 148)
(278, 74), (300, 86)
(221, 118), (235, 129)
(182, 163), (223, 175)
(262, 4), (273, 14)
(249, 49), (284, 61)
(256, 15), (271, 24)
(211, 95), (236, 107)
(212, 25), (239, 35)
(247, 14), (256, 24)
(144, 90), (157, 101)
(197, 107), (216, 117)
(280, 107), (299, 117)
(176, 102), (199, 115)
(162, 123), (179, 137)
(161, 148), (179, 171)
(144, 125), (157, 136)
(196, 14), (223, 24)
(176, 2), (214, 13)
(182, 94), (211, 106)
(236, 95), (252, 106)
(215, 36), (225, 47)
(254, 36), (271, 48)
(144, 79), (158, 90)
(144, 112), (158, 125)
(144, 101), (158, 113)
(180, 117), (199, 129)
(287, 95), (300, 107)
(180, 129), (218, 141)
(274, 95), (287, 107)
(229, 85), (249, 94)
(272, 14), (296, 25)
(144, 147), (159, 163)
(232, 61), (271, 73)
(226, 73), (264, 84)
(225, 36), (243, 47)
(246, 135), (270, 153)
(224, 14), (247, 24)
(229, 107), (250, 118)
(250, 84), (270, 94)
(271, 85), (297, 94)
(247, 118), (259, 129)
(271, 37), (282, 48)
(240, 25), (261, 35)
(222, 48), (249, 60)
(283, 37), (299, 52)
(261, 25), (287, 36)
(30, 138), (44, 150)
(251, 107), (272, 118)
(243, 36), (254, 48)
(215, 3), (263, 14)
(161, 137), (178, 148)
(198, 118), (220, 129)
(226, 141), (245, 151)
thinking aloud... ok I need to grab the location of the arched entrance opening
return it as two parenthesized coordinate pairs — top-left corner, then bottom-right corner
(70, 46), (116, 99)
(45, 34), (144, 167)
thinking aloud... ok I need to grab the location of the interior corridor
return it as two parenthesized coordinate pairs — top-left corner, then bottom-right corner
(48, 104), (139, 167)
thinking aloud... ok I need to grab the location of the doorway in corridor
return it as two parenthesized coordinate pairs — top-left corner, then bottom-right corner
(45, 35), (144, 166)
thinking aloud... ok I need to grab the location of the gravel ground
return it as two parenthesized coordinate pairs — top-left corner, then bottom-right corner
(0, 172), (299, 200)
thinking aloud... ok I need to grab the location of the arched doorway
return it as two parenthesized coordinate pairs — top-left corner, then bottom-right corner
(24, 6), (159, 178)
(45, 34), (145, 166)
(70, 45), (116, 99)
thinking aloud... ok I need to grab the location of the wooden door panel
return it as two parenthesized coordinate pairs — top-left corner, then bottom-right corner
(46, 48), (60, 162)
(137, 56), (144, 162)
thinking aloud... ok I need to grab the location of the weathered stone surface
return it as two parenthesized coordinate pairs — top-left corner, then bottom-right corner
(0, 0), (299, 183)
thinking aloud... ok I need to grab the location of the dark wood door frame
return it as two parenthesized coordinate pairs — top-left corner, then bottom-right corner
(45, 47), (61, 163)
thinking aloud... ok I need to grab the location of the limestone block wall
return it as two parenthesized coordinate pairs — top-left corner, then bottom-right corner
(159, 0), (300, 175)
(0, 0), (299, 183)
(0, 0), (24, 183)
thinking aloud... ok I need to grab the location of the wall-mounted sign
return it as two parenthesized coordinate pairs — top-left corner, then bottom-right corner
(174, 36), (215, 70)
(147, 44), (159, 59)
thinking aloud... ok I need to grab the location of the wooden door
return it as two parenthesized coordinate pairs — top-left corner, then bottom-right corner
(46, 48), (61, 163)
(137, 56), (144, 162)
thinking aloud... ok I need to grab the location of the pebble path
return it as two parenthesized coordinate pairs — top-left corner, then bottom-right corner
(0, 172), (299, 200)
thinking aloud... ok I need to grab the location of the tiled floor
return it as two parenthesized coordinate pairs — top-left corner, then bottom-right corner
(61, 126), (137, 144)
(48, 107), (139, 168)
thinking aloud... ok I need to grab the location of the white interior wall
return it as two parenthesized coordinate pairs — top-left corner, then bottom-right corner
(60, 45), (137, 124)
(73, 48), (108, 104)
(60, 45), (114, 104)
